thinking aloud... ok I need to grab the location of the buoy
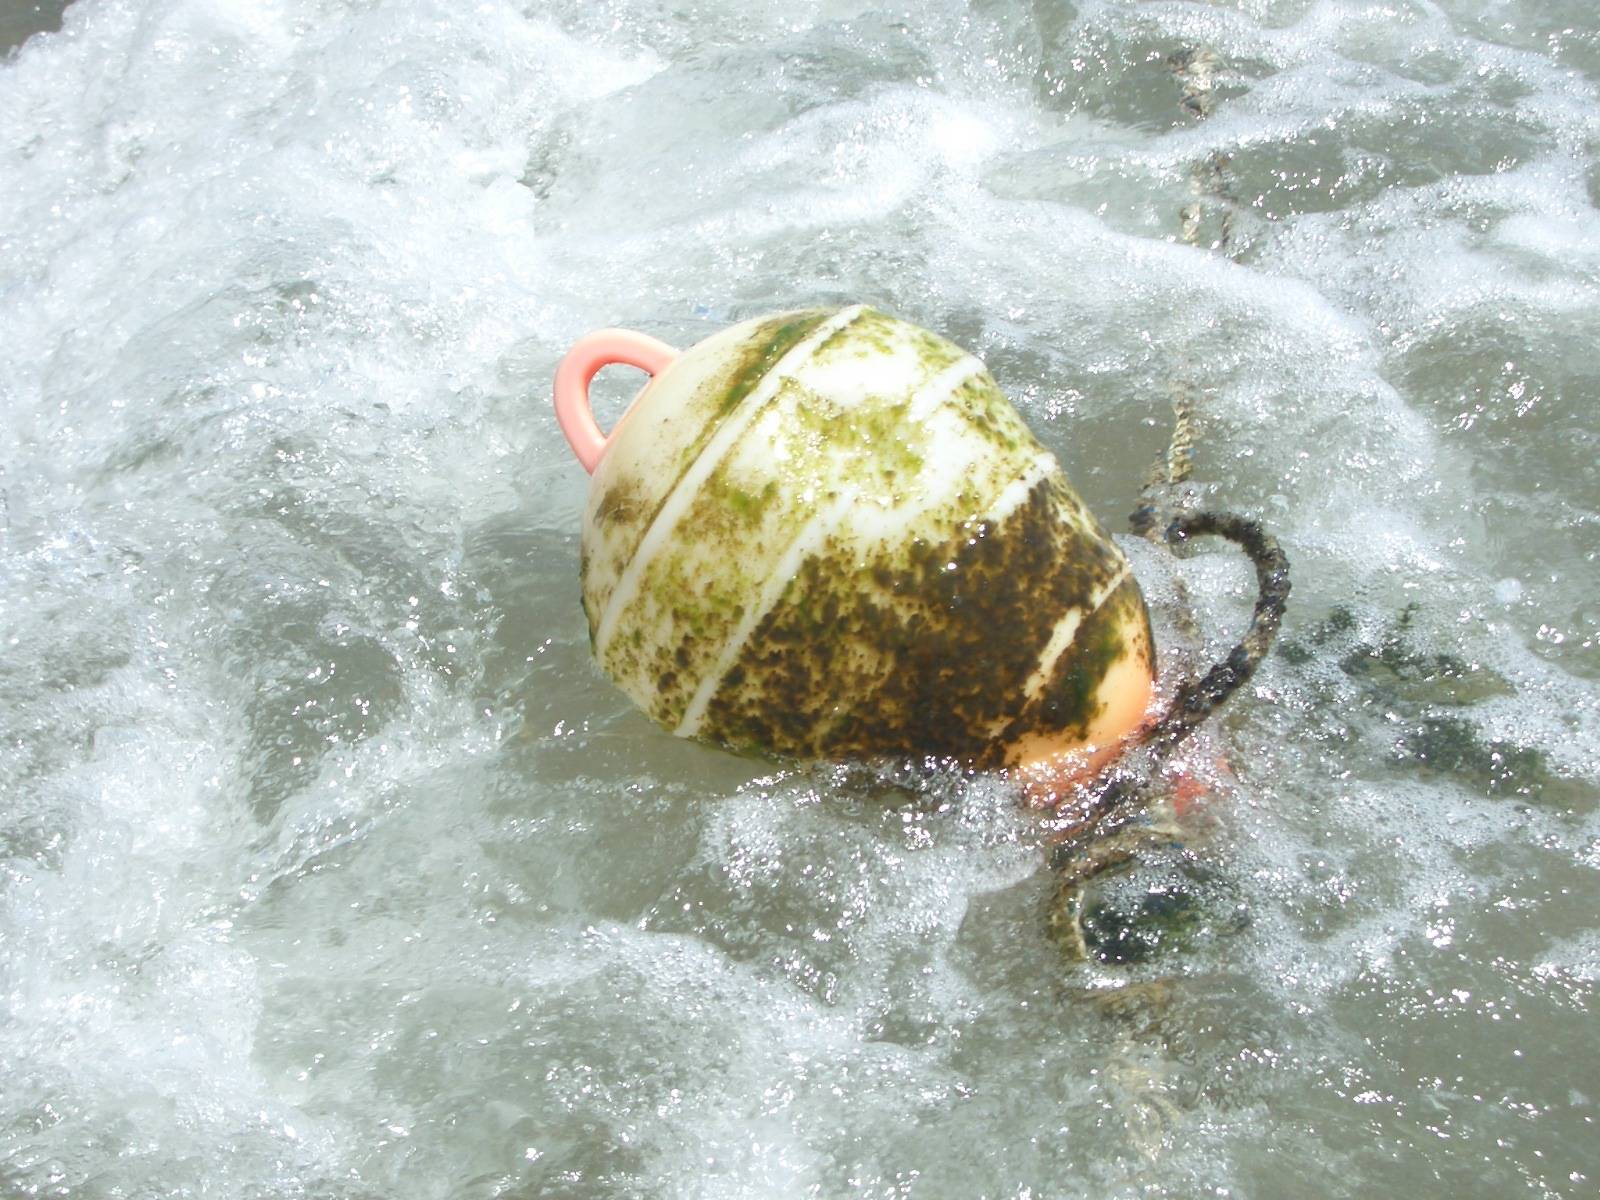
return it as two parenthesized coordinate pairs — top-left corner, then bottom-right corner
(553, 305), (1158, 781)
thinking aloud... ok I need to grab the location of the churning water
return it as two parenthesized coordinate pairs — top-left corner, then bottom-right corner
(2, 1), (1597, 1196)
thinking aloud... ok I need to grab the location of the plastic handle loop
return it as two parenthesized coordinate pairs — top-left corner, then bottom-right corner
(553, 329), (680, 474)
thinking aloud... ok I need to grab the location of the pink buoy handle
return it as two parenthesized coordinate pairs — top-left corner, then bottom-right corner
(553, 329), (680, 473)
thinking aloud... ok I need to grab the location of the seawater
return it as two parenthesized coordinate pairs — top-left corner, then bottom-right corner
(2, 1), (1597, 1197)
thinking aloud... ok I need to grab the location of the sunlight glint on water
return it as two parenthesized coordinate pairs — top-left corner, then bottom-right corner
(2, 1), (1597, 1197)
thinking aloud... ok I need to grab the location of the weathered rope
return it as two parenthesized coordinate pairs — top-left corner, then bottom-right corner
(1061, 49), (1293, 844)
(1130, 48), (1234, 531)
(1042, 46), (1290, 1152)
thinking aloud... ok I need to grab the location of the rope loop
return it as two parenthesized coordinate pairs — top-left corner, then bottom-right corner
(1141, 510), (1290, 759)
(1056, 510), (1289, 848)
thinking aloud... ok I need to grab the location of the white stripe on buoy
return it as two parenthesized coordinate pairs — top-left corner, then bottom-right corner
(674, 352), (1010, 738)
(594, 305), (867, 661)
(907, 355), (986, 421)
(1019, 560), (1133, 704)
(986, 449), (1059, 522)
(673, 489), (859, 739)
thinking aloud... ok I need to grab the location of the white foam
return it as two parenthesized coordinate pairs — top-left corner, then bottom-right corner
(3, 1), (1598, 1195)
